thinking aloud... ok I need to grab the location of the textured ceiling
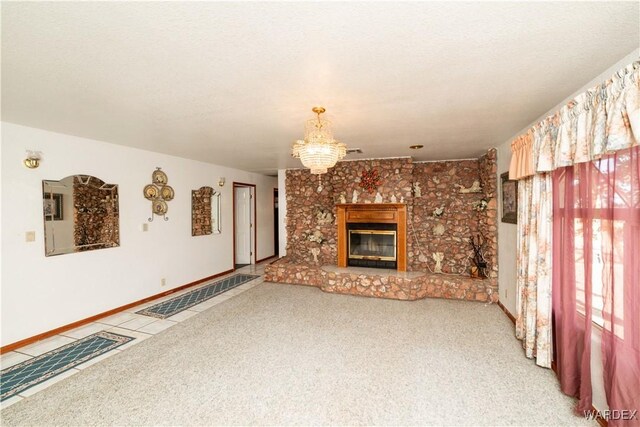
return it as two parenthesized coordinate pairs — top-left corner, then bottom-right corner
(2, 2), (639, 174)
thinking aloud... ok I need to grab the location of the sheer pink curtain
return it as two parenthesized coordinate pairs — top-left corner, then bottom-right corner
(553, 145), (640, 425)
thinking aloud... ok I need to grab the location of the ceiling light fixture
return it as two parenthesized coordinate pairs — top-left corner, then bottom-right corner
(292, 107), (347, 192)
(409, 145), (424, 150)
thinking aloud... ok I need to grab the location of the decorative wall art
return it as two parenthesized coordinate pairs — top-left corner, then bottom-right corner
(43, 175), (120, 256)
(144, 167), (174, 222)
(500, 172), (517, 224)
(359, 169), (381, 193)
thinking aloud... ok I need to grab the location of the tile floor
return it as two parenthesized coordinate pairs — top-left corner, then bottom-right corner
(0, 263), (266, 409)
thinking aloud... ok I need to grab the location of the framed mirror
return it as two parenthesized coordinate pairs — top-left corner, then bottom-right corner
(43, 175), (120, 256)
(212, 191), (221, 234)
(192, 186), (221, 236)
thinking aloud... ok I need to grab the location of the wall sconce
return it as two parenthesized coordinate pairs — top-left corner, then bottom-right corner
(218, 177), (226, 187)
(24, 150), (42, 169)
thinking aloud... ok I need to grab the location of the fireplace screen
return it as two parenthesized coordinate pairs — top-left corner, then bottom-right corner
(348, 229), (397, 261)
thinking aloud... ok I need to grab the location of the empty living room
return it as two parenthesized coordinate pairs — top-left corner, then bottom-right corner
(1, 1), (639, 426)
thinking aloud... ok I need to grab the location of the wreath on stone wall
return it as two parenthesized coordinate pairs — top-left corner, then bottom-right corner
(359, 169), (381, 193)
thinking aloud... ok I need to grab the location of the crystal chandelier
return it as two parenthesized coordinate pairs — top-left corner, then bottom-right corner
(292, 107), (347, 177)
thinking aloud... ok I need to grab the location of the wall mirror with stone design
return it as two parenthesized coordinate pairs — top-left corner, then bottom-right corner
(43, 175), (120, 256)
(192, 186), (221, 236)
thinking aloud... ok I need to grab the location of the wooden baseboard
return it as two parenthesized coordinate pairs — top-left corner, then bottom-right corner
(256, 254), (278, 264)
(497, 300), (516, 324)
(267, 256), (281, 265)
(0, 268), (234, 354)
(593, 406), (608, 427)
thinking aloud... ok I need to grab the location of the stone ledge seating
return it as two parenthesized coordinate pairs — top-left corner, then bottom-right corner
(265, 258), (499, 303)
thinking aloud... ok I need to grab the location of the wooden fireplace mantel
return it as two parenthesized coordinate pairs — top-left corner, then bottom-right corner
(336, 203), (407, 271)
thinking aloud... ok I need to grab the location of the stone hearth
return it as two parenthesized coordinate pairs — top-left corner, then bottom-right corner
(264, 259), (498, 302)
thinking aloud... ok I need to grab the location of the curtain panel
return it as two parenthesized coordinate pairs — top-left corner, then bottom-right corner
(510, 61), (639, 424)
(552, 145), (640, 425)
(515, 174), (553, 368)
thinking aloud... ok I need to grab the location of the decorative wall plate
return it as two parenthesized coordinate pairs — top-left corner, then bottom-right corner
(160, 185), (175, 201)
(146, 167), (171, 221)
(152, 169), (168, 185)
(153, 200), (168, 215)
(144, 184), (159, 200)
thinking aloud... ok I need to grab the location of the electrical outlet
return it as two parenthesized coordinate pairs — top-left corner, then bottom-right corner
(141, 223), (149, 232)
(161, 278), (166, 286)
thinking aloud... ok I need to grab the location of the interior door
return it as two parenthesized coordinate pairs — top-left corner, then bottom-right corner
(235, 187), (251, 265)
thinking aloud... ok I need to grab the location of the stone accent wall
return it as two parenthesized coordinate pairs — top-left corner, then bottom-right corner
(285, 169), (338, 266)
(282, 149), (498, 301)
(282, 150), (498, 300)
(477, 149), (499, 283)
(73, 177), (119, 249)
(411, 160), (484, 274)
(192, 186), (214, 236)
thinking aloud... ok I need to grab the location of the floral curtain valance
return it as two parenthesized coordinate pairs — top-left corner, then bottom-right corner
(508, 131), (535, 179)
(510, 61), (639, 180)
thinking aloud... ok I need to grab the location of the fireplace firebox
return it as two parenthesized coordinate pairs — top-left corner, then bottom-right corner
(347, 223), (397, 269)
(336, 203), (407, 271)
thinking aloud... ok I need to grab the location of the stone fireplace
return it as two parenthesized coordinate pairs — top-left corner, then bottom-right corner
(265, 150), (499, 303)
(336, 203), (407, 271)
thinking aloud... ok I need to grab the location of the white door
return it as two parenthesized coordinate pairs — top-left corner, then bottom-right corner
(235, 187), (252, 264)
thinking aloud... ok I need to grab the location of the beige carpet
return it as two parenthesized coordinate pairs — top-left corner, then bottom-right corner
(1, 282), (592, 426)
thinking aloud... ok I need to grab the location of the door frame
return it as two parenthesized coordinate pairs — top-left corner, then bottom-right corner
(273, 187), (279, 257)
(232, 182), (257, 269)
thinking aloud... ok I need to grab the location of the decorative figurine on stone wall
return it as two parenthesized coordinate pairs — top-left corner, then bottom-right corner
(339, 193), (346, 204)
(316, 209), (333, 225)
(433, 224), (445, 236)
(470, 233), (489, 278)
(374, 192), (383, 203)
(473, 199), (488, 212)
(432, 252), (444, 273)
(310, 247), (320, 264)
(457, 180), (482, 193)
(308, 230), (325, 244)
(390, 194), (397, 203)
(352, 189), (359, 203)
(432, 206), (445, 217)
(413, 182), (422, 198)
(400, 196), (405, 203)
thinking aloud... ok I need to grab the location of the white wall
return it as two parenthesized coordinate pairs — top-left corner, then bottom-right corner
(1, 122), (277, 346)
(496, 48), (639, 412)
(277, 169), (287, 257)
(496, 141), (518, 314)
